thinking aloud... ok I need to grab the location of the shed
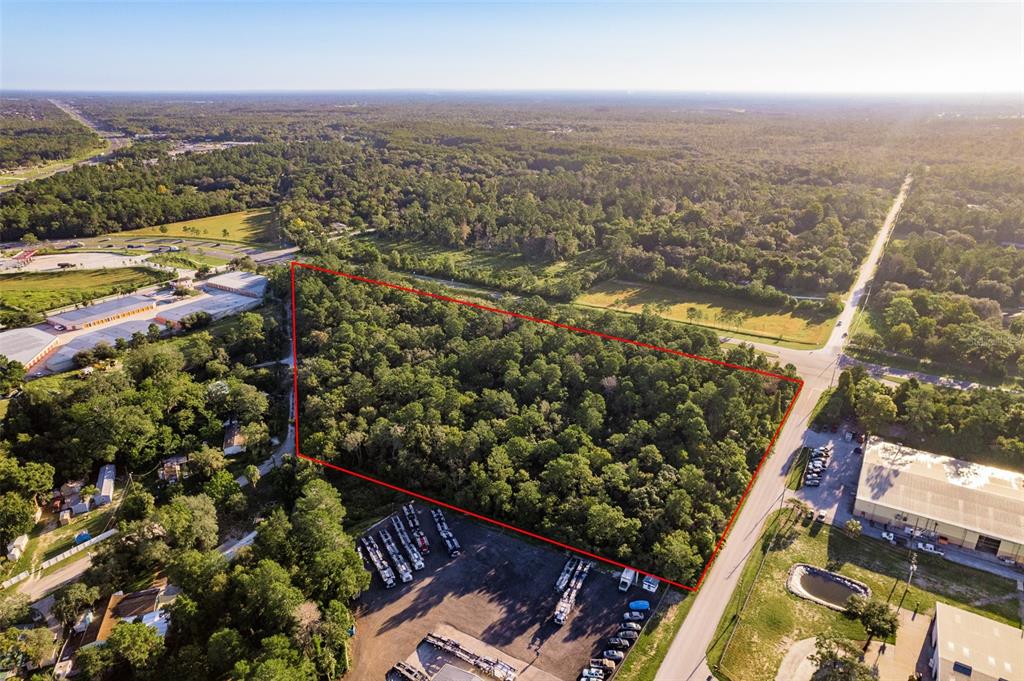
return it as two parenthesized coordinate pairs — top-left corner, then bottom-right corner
(6, 534), (29, 561)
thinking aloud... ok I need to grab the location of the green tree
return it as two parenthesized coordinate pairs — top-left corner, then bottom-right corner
(52, 583), (100, 630)
(809, 632), (877, 680)
(108, 620), (164, 669)
(156, 494), (219, 550)
(844, 519), (863, 538)
(190, 444), (227, 479)
(121, 489), (156, 521)
(76, 643), (115, 680)
(858, 600), (899, 650)
(0, 492), (35, 546)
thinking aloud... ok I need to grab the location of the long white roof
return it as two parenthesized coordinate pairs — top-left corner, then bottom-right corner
(0, 327), (57, 365)
(856, 437), (1024, 544)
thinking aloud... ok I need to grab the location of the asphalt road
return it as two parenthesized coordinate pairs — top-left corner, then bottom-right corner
(654, 174), (913, 681)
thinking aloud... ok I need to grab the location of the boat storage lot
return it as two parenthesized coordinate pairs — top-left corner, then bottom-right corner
(351, 509), (634, 681)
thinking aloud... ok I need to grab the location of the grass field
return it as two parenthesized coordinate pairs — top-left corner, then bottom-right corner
(707, 509), (1020, 681)
(577, 280), (836, 348)
(121, 209), (278, 245)
(0, 266), (172, 314)
(0, 139), (109, 190)
(147, 251), (230, 269)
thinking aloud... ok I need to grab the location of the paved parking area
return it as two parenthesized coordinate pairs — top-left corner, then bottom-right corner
(791, 428), (862, 525)
(350, 507), (639, 681)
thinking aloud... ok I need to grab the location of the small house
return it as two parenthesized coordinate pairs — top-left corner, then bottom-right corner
(157, 456), (190, 484)
(95, 464), (115, 507)
(223, 422), (246, 457)
(59, 510), (72, 526)
(6, 534), (29, 561)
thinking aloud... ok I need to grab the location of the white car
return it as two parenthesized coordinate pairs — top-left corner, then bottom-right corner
(816, 510), (827, 522)
(881, 531), (895, 543)
(917, 542), (944, 556)
(642, 575), (659, 593)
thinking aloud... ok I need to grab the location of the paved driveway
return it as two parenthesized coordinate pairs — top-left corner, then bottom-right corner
(793, 429), (862, 526)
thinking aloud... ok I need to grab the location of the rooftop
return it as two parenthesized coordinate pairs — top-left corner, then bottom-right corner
(204, 270), (268, 297)
(47, 295), (154, 325)
(155, 291), (257, 323)
(0, 327), (57, 366)
(856, 437), (1024, 545)
(933, 602), (1023, 681)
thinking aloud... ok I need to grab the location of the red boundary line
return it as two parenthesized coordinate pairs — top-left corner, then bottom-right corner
(289, 261), (803, 592)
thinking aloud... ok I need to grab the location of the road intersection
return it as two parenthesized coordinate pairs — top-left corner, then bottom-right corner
(654, 173), (913, 681)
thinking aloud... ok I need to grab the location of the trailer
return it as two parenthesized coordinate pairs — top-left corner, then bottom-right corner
(379, 528), (414, 583)
(390, 661), (429, 681)
(391, 516), (425, 570)
(360, 535), (396, 589)
(402, 502), (420, 529)
(423, 633), (518, 680)
(403, 502), (430, 554)
(555, 557), (580, 592)
(430, 508), (462, 557)
(553, 560), (591, 625)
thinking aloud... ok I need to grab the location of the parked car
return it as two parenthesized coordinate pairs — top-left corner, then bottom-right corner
(607, 637), (631, 649)
(917, 542), (944, 556)
(603, 650), (625, 661)
(804, 479), (821, 487)
(617, 630), (640, 640)
(881, 531), (895, 543)
(620, 622), (642, 632)
(642, 575), (659, 593)
(628, 600), (650, 611)
(580, 669), (605, 679)
(853, 446), (863, 455)
(816, 510), (827, 522)
(623, 611), (645, 621)
(590, 659), (616, 670)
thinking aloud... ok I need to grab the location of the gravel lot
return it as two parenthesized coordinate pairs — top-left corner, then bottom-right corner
(350, 507), (641, 681)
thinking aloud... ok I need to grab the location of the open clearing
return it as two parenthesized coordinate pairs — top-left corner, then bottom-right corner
(577, 280), (835, 348)
(120, 209), (278, 245)
(707, 508), (1020, 681)
(351, 507), (649, 681)
(0, 266), (172, 314)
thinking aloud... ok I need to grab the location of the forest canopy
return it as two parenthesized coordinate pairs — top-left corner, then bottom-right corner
(293, 262), (798, 583)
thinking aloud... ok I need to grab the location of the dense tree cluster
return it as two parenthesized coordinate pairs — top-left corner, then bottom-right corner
(818, 367), (1024, 471)
(1, 309), (286, 483)
(67, 469), (368, 680)
(294, 262), (797, 583)
(855, 282), (1020, 377)
(0, 99), (100, 170)
(862, 125), (1024, 374)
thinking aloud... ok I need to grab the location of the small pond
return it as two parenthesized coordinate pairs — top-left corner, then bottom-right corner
(787, 563), (870, 610)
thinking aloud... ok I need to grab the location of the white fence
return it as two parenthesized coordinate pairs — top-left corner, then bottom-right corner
(1, 528), (118, 591)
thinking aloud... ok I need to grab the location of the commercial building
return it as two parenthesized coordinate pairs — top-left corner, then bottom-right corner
(44, 319), (154, 373)
(930, 602), (1023, 681)
(854, 437), (1024, 563)
(46, 295), (155, 330)
(154, 290), (261, 329)
(203, 271), (268, 298)
(0, 327), (58, 370)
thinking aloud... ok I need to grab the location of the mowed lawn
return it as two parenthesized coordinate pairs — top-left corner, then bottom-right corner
(707, 509), (1020, 681)
(0, 266), (172, 313)
(576, 280), (836, 348)
(121, 209), (278, 245)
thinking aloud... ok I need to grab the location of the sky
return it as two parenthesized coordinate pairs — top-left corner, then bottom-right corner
(1, 1), (1022, 94)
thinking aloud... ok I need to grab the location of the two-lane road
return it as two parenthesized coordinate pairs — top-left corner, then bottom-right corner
(655, 173), (912, 681)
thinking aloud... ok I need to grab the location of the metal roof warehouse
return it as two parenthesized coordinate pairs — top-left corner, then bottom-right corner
(46, 295), (156, 330)
(0, 327), (59, 369)
(854, 437), (1024, 562)
(203, 271), (268, 298)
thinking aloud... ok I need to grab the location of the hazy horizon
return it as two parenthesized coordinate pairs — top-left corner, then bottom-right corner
(2, 1), (1021, 95)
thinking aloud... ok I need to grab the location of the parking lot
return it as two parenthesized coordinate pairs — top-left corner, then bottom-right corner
(350, 507), (645, 681)
(793, 427), (863, 526)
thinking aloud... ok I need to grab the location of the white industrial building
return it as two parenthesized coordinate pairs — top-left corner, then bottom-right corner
(203, 271), (268, 298)
(155, 290), (261, 328)
(0, 327), (58, 370)
(46, 295), (156, 330)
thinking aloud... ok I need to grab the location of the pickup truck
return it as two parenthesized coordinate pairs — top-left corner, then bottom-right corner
(917, 542), (944, 556)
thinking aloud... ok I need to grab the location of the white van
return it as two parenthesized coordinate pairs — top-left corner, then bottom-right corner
(619, 568), (637, 592)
